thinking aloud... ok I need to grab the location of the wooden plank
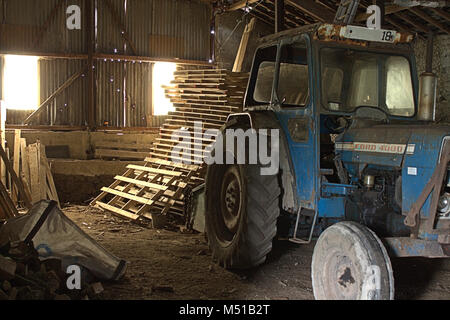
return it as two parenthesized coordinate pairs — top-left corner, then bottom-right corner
(0, 180), (18, 218)
(0, 144), (32, 208)
(233, 18), (256, 72)
(114, 176), (168, 191)
(37, 142), (47, 201)
(43, 156), (60, 208)
(101, 187), (155, 205)
(27, 145), (39, 204)
(126, 165), (182, 177)
(94, 141), (153, 150)
(95, 149), (150, 160)
(147, 158), (200, 171)
(20, 138), (29, 186)
(12, 129), (21, 204)
(0, 101), (6, 187)
(97, 202), (139, 220)
(149, 152), (204, 165)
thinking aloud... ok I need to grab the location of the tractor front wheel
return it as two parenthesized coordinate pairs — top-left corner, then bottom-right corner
(311, 221), (394, 300)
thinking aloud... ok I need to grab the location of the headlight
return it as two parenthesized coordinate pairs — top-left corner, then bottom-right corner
(438, 192), (450, 218)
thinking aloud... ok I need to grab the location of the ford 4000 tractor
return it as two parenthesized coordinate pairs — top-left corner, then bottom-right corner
(204, 23), (450, 300)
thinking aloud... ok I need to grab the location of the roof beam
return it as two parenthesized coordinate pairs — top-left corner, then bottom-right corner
(286, 0), (335, 22)
(409, 7), (450, 34)
(395, 11), (431, 33)
(226, 0), (260, 11)
(355, 4), (410, 22)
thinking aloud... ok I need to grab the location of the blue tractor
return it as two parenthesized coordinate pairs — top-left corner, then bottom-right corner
(204, 23), (450, 300)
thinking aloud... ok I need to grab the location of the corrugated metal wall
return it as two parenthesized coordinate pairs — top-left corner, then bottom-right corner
(96, 59), (152, 127)
(0, 0), (86, 53)
(0, 0), (211, 127)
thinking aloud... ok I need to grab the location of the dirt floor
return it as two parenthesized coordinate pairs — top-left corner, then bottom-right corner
(63, 205), (450, 300)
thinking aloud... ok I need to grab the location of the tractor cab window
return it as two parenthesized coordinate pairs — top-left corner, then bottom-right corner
(276, 41), (309, 107)
(320, 48), (415, 117)
(251, 46), (278, 105)
(386, 56), (415, 116)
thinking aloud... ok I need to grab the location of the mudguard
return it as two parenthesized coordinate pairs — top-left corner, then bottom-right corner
(225, 111), (299, 213)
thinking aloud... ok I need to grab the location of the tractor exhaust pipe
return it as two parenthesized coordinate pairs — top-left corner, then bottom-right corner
(418, 32), (437, 121)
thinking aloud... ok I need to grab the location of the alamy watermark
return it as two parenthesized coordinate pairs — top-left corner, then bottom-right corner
(170, 121), (280, 176)
(66, 265), (81, 290)
(66, 5), (81, 30)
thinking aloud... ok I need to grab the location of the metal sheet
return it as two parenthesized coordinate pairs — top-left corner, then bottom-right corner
(0, 0), (85, 53)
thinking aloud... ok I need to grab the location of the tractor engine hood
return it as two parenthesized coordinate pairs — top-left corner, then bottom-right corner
(335, 123), (450, 170)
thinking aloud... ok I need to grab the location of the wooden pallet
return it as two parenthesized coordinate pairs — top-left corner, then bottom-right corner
(94, 141), (153, 160)
(91, 66), (249, 225)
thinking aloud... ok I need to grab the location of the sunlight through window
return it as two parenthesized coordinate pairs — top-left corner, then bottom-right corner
(153, 62), (177, 116)
(3, 55), (39, 110)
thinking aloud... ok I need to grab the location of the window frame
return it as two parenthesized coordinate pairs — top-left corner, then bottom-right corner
(274, 37), (310, 109)
(318, 45), (417, 119)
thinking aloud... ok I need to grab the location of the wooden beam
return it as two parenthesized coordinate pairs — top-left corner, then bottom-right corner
(394, 11), (431, 34)
(24, 66), (87, 124)
(355, 4), (409, 22)
(286, 0), (335, 23)
(86, 0), (96, 130)
(227, 0), (260, 11)
(0, 144), (32, 209)
(410, 7), (450, 34)
(11, 129), (20, 204)
(275, 0), (286, 33)
(233, 18), (256, 72)
(93, 53), (212, 65)
(430, 8), (450, 22)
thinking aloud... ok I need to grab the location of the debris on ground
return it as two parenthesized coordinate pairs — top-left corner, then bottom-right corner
(0, 200), (128, 300)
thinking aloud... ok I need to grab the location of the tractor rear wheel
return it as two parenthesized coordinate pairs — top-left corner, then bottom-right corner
(205, 163), (281, 269)
(311, 221), (394, 300)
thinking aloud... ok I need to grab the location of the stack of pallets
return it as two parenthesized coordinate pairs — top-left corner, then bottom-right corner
(90, 67), (249, 225)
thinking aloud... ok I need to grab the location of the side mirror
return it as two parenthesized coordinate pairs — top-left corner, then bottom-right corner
(417, 72), (437, 121)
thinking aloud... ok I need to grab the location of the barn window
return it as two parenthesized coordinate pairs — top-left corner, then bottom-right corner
(3, 55), (39, 110)
(152, 62), (177, 116)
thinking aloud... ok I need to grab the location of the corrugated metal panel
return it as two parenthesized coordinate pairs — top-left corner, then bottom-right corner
(0, 0), (85, 53)
(96, 0), (127, 55)
(38, 58), (87, 125)
(96, 59), (153, 127)
(98, 0), (211, 60)
(96, 59), (125, 127)
(125, 61), (151, 127)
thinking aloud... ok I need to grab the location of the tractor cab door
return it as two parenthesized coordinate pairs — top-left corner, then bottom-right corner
(272, 35), (317, 210)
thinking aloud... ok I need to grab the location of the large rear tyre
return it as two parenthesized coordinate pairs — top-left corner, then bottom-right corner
(311, 221), (394, 300)
(205, 163), (281, 269)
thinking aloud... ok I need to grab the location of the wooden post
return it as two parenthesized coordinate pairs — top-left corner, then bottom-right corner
(233, 18), (256, 73)
(275, 0), (285, 33)
(0, 102), (5, 188)
(12, 129), (21, 204)
(86, 0), (96, 130)
(27, 144), (39, 205)
(375, 0), (385, 28)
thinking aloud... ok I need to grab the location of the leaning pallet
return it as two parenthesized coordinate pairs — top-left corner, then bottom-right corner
(91, 67), (249, 227)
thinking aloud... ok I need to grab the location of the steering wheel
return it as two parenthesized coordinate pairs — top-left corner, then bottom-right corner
(353, 106), (390, 123)
(324, 116), (350, 134)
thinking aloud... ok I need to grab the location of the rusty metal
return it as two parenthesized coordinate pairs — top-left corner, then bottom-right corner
(383, 237), (450, 258)
(314, 24), (414, 45)
(404, 139), (450, 232)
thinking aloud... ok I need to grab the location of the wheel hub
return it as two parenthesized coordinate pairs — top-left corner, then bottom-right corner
(220, 167), (242, 234)
(326, 253), (359, 299)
